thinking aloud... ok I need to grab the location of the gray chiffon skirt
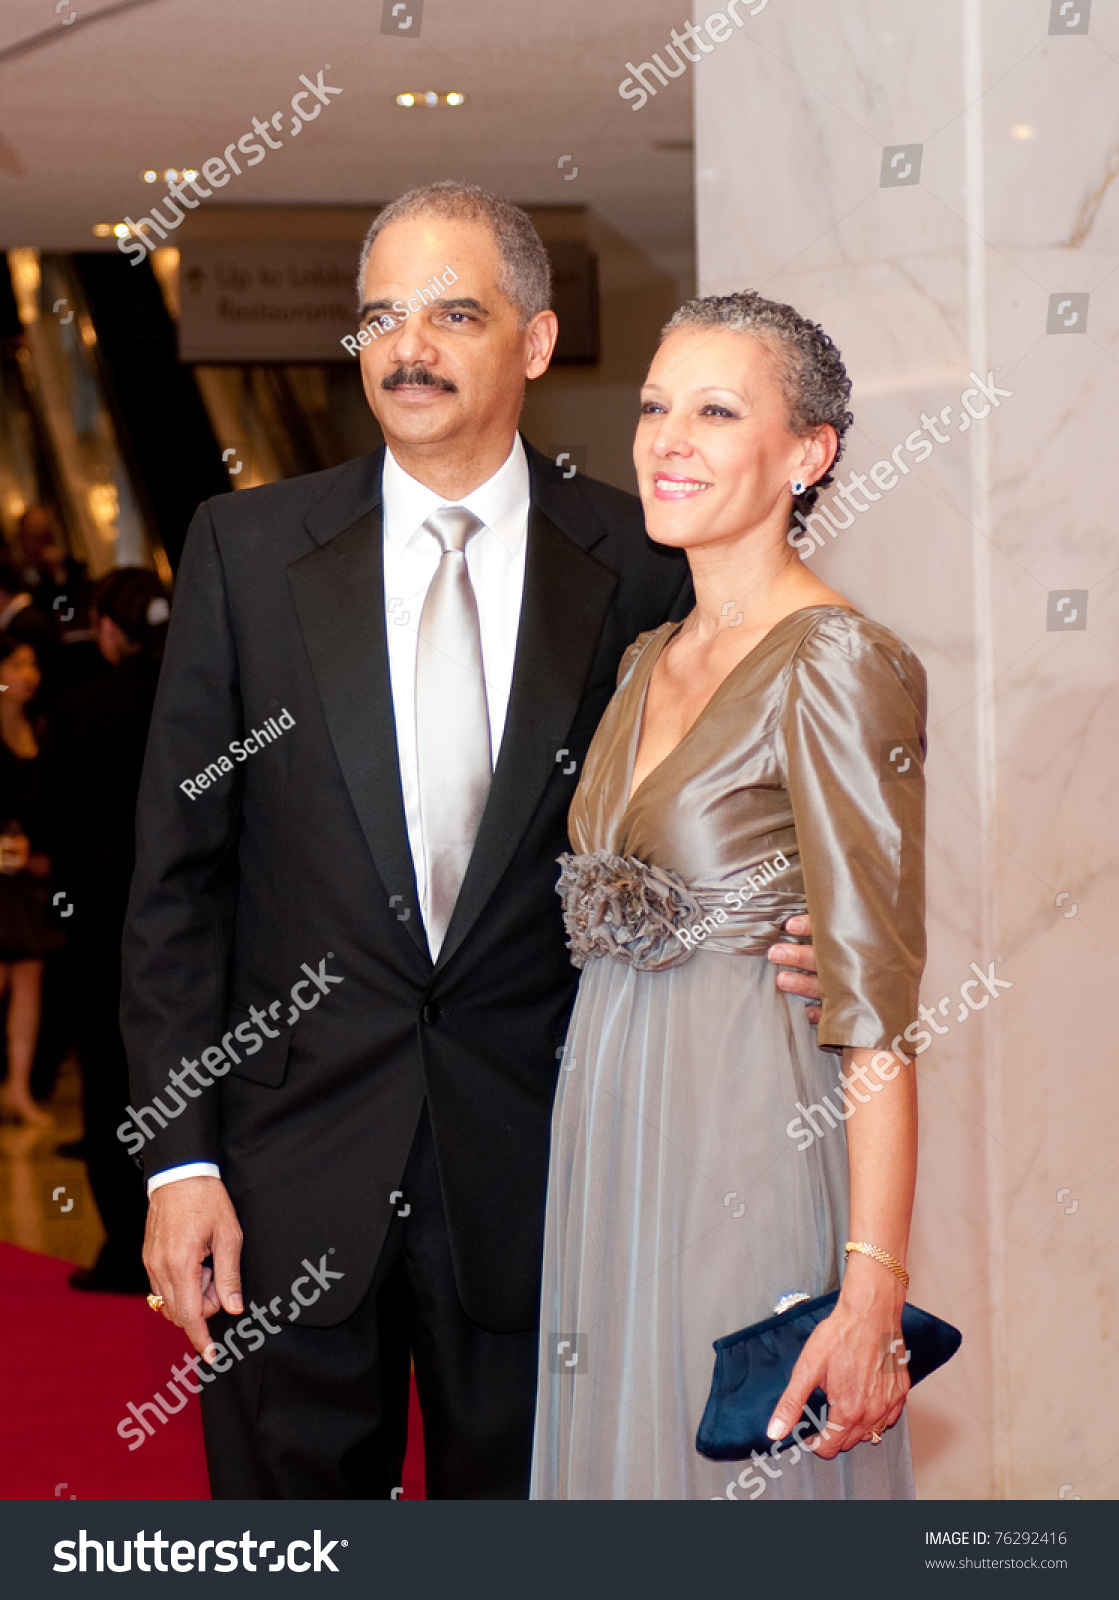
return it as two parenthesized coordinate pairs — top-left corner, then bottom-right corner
(530, 949), (914, 1500)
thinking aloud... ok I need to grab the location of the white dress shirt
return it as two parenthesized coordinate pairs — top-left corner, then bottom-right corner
(381, 436), (530, 927)
(147, 437), (531, 1195)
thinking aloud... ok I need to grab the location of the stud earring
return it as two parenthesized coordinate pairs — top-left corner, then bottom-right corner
(791, 479), (806, 496)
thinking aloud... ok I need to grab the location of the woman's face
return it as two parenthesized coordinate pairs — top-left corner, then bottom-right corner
(634, 327), (835, 553)
(0, 644), (41, 704)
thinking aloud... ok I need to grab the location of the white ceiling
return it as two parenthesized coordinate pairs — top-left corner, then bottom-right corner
(0, 0), (695, 280)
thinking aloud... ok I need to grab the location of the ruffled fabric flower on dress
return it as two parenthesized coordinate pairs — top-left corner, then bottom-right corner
(556, 850), (702, 971)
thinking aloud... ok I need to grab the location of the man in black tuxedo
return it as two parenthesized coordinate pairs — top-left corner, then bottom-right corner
(122, 182), (820, 1499)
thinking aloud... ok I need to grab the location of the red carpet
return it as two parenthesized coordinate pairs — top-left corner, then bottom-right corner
(0, 1244), (425, 1499)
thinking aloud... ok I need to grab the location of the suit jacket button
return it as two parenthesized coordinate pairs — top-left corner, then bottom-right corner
(422, 1002), (442, 1025)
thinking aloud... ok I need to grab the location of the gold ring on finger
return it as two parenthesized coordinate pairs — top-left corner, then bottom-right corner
(146, 1292), (165, 1312)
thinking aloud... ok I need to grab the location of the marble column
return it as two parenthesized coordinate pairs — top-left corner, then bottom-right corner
(694, 0), (1119, 1499)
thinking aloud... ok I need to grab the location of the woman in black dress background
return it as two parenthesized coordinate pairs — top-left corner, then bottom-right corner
(0, 633), (64, 1126)
(31, 568), (169, 1291)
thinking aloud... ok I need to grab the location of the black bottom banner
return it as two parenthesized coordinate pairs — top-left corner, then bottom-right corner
(0, 1499), (1108, 1595)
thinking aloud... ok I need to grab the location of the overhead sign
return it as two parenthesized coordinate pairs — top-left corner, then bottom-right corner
(177, 236), (599, 365)
(177, 242), (361, 362)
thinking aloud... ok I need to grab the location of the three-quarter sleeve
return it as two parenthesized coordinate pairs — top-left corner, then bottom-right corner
(778, 611), (926, 1051)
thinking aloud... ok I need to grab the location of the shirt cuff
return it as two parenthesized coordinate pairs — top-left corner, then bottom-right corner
(147, 1161), (221, 1196)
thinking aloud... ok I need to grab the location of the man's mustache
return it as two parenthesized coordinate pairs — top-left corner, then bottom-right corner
(382, 365), (457, 393)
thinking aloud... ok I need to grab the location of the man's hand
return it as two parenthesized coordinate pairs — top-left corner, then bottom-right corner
(768, 912), (821, 1024)
(144, 1176), (244, 1359)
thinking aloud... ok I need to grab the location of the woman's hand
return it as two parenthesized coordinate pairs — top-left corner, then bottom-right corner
(765, 1257), (910, 1457)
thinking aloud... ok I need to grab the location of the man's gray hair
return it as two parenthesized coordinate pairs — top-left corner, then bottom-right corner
(662, 292), (853, 519)
(357, 181), (552, 327)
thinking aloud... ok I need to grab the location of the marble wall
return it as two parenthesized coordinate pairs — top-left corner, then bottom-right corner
(694, 0), (1119, 1499)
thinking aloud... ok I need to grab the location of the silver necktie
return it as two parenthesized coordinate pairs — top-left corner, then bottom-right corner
(415, 506), (492, 953)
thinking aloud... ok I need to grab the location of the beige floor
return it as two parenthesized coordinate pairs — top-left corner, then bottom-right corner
(0, 1058), (106, 1267)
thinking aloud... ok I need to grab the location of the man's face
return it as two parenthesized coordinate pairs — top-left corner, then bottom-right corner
(356, 214), (555, 461)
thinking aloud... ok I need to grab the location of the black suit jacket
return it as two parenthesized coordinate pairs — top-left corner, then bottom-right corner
(121, 440), (689, 1332)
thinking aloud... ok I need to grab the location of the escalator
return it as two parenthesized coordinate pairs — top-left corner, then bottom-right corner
(2, 249), (192, 577)
(69, 252), (232, 573)
(2, 245), (377, 583)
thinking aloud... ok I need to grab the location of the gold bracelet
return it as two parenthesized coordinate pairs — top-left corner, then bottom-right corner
(845, 1240), (909, 1289)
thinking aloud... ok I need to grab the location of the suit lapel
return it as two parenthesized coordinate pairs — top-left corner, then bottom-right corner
(285, 441), (621, 975)
(287, 489), (431, 963)
(435, 502), (617, 971)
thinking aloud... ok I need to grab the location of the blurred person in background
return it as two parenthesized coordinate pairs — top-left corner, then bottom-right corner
(16, 504), (87, 625)
(31, 568), (169, 1292)
(29, 594), (108, 1120)
(0, 558), (60, 711)
(0, 633), (64, 1126)
(0, 556), (54, 648)
(50, 585), (110, 702)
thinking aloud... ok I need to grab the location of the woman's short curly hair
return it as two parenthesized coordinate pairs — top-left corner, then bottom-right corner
(661, 292), (853, 524)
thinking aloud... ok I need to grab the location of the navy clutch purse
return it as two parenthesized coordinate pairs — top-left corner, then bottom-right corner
(696, 1291), (962, 1461)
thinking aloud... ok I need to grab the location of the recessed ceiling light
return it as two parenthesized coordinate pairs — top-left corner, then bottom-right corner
(394, 90), (466, 108)
(142, 167), (198, 185)
(113, 223), (131, 237)
(1010, 124), (1035, 141)
(91, 223), (113, 237)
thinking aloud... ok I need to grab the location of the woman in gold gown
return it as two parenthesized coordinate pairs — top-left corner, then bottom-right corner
(532, 293), (926, 1500)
